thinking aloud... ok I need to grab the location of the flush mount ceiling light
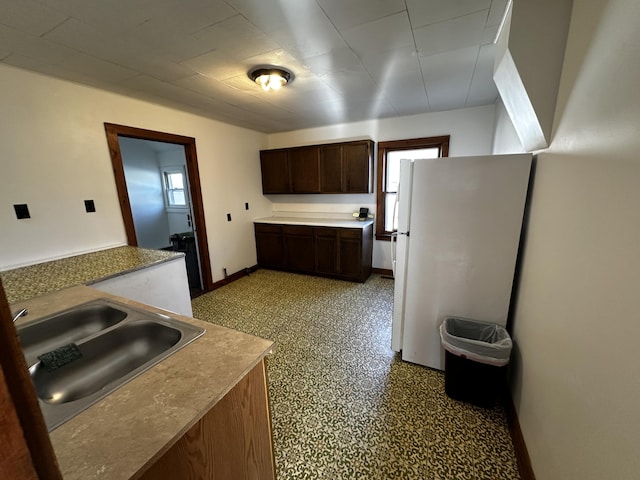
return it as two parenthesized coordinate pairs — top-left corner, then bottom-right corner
(248, 66), (293, 91)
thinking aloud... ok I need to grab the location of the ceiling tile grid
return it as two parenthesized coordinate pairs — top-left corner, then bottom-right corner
(0, 0), (507, 132)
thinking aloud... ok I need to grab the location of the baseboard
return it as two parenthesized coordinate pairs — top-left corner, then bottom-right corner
(210, 265), (259, 290)
(504, 391), (536, 480)
(372, 268), (393, 277)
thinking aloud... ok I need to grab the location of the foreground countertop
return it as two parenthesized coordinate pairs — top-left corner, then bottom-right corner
(13, 286), (274, 480)
(254, 216), (374, 229)
(1, 246), (183, 304)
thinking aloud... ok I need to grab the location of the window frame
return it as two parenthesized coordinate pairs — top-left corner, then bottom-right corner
(162, 165), (190, 212)
(375, 136), (450, 241)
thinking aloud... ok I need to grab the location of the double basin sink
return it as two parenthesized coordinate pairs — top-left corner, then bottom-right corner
(16, 299), (205, 431)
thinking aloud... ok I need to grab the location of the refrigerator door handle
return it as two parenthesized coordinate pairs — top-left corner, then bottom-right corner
(390, 232), (398, 277)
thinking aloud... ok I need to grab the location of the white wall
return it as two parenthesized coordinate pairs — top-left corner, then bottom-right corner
(507, 1), (640, 478)
(118, 137), (171, 249)
(267, 104), (497, 269)
(0, 64), (271, 282)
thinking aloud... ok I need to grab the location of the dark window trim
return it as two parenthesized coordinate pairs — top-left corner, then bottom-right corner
(375, 135), (450, 241)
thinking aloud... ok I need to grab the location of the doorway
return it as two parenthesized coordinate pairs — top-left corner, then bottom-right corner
(104, 123), (213, 295)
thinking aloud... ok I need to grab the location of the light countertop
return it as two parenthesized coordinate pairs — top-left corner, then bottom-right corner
(12, 286), (274, 480)
(1, 246), (183, 304)
(254, 216), (374, 229)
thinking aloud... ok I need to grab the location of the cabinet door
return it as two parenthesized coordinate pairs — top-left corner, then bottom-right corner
(255, 224), (284, 267)
(289, 146), (321, 193)
(314, 228), (339, 274)
(343, 141), (373, 193)
(283, 226), (315, 272)
(338, 229), (362, 279)
(320, 145), (343, 193)
(260, 150), (290, 193)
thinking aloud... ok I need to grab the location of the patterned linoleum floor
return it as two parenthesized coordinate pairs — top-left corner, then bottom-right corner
(192, 270), (520, 480)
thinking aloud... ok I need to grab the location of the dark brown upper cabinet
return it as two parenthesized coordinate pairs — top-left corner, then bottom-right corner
(322, 140), (373, 193)
(260, 139), (374, 194)
(260, 149), (290, 194)
(289, 146), (321, 193)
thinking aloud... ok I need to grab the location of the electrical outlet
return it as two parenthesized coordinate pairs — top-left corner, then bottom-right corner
(14, 204), (30, 219)
(227, 213), (232, 221)
(223, 268), (228, 277)
(245, 202), (249, 210)
(84, 199), (96, 213)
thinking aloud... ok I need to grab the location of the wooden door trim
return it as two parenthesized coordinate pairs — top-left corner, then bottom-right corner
(104, 123), (213, 291)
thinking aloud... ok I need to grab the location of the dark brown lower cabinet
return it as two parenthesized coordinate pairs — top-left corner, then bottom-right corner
(314, 228), (339, 275)
(283, 226), (316, 271)
(255, 222), (373, 283)
(254, 224), (285, 268)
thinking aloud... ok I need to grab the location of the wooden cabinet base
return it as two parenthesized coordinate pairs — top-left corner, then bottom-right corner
(255, 223), (373, 283)
(139, 360), (276, 480)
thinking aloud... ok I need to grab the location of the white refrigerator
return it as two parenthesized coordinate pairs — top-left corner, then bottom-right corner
(391, 154), (532, 370)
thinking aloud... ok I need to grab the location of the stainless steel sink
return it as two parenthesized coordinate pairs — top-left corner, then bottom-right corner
(18, 300), (127, 366)
(16, 299), (205, 431)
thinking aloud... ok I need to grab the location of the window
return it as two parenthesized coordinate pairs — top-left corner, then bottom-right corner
(163, 166), (189, 210)
(376, 136), (449, 240)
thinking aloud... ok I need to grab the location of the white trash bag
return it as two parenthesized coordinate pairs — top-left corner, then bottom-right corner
(439, 317), (512, 367)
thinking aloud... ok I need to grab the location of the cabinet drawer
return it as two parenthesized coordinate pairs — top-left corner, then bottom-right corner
(283, 225), (312, 236)
(255, 224), (282, 234)
(339, 228), (362, 239)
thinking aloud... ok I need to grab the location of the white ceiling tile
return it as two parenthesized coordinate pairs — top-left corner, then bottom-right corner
(175, 74), (260, 104)
(43, 18), (137, 64)
(119, 75), (215, 105)
(235, 99), (293, 121)
(228, 0), (345, 59)
(465, 43), (498, 106)
(45, 0), (178, 34)
(265, 84), (343, 111)
(341, 12), (414, 57)
(58, 52), (139, 82)
(361, 46), (421, 82)
(380, 77), (430, 113)
(2, 53), (92, 84)
(193, 15), (281, 61)
(320, 66), (379, 101)
(407, 0), (491, 28)
(0, 24), (76, 64)
(414, 10), (488, 57)
(222, 74), (263, 93)
(302, 48), (361, 76)
(421, 45), (478, 111)
(487, 0), (509, 26)
(0, 0), (69, 36)
(126, 31), (216, 64)
(1, 0), (503, 132)
(181, 50), (243, 80)
(317, 0), (406, 30)
(130, 1), (238, 36)
(225, 0), (290, 31)
(127, 56), (196, 82)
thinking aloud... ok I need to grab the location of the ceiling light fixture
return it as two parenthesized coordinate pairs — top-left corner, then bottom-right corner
(249, 67), (292, 91)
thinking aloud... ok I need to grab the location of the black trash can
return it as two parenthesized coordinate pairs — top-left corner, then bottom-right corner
(439, 317), (512, 408)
